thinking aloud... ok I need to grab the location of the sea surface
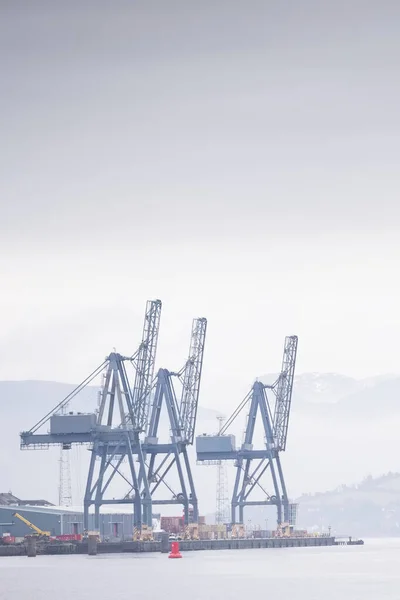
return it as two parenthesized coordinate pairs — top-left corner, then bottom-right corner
(0, 538), (399, 599)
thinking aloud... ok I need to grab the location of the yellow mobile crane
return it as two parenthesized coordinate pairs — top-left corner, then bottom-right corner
(12, 512), (51, 538)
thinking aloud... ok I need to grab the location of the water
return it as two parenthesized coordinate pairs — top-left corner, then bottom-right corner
(0, 539), (399, 599)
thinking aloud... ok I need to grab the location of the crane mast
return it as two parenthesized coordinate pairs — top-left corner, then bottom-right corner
(131, 299), (162, 431)
(179, 317), (207, 445)
(273, 335), (298, 451)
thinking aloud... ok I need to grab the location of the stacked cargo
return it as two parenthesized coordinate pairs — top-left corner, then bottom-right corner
(160, 515), (206, 535)
(290, 530), (308, 538)
(55, 534), (82, 542)
(160, 516), (184, 535)
(198, 523), (227, 540)
(253, 530), (273, 539)
(1, 535), (16, 544)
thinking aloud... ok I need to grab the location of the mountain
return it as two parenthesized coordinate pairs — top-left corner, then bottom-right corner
(263, 371), (399, 403)
(296, 472), (400, 537)
(261, 371), (400, 419)
(210, 472), (400, 537)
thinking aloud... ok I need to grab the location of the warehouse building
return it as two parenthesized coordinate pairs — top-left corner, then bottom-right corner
(0, 504), (144, 541)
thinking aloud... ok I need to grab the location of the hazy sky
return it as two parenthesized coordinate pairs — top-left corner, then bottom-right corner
(1, 1), (400, 413)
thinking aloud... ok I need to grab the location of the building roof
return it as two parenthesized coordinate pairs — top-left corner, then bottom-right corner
(0, 493), (53, 507)
(0, 493), (20, 505)
(0, 503), (136, 516)
(17, 499), (54, 507)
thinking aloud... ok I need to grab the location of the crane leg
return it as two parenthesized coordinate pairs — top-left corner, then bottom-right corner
(83, 446), (97, 531)
(182, 449), (198, 521)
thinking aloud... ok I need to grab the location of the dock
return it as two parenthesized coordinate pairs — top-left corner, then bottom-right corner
(0, 535), (343, 557)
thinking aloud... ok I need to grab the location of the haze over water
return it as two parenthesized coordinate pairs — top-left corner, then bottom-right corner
(0, 540), (398, 600)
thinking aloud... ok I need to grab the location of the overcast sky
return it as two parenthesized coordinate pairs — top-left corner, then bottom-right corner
(1, 1), (400, 413)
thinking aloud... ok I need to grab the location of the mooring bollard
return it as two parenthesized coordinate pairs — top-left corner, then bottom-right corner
(27, 536), (37, 558)
(88, 534), (98, 556)
(160, 533), (169, 554)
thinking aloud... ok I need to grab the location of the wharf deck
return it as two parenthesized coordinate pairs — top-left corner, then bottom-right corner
(76, 536), (335, 554)
(0, 536), (344, 557)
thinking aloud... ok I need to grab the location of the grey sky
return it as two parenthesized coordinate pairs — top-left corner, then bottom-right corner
(1, 1), (400, 415)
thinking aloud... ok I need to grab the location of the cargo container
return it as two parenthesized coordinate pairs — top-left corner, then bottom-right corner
(252, 530), (273, 539)
(198, 523), (227, 540)
(160, 516), (184, 534)
(55, 534), (82, 542)
(1, 536), (16, 544)
(291, 530), (308, 538)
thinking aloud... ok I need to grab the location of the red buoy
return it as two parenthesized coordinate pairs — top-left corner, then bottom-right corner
(168, 541), (182, 559)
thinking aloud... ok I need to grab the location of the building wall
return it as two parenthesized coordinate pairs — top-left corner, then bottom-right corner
(0, 507), (135, 540)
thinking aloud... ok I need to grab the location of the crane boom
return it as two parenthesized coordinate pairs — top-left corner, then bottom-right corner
(131, 299), (162, 431)
(273, 335), (298, 451)
(179, 317), (207, 445)
(13, 512), (50, 536)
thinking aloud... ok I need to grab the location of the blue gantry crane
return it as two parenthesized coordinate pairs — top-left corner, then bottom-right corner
(20, 300), (162, 531)
(196, 335), (298, 527)
(143, 317), (207, 525)
(19, 300), (207, 533)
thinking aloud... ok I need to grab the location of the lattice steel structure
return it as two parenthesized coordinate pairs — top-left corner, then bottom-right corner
(179, 318), (207, 445)
(273, 335), (298, 451)
(58, 404), (72, 507)
(215, 417), (230, 524)
(131, 299), (162, 432)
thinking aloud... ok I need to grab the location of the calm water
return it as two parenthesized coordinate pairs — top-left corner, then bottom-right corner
(0, 538), (399, 599)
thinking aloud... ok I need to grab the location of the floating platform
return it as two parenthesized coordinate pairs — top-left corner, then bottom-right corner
(333, 537), (364, 546)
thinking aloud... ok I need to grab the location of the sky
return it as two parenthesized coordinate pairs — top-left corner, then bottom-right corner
(1, 0), (400, 415)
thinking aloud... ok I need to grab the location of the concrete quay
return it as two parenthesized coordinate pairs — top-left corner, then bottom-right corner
(0, 535), (339, 557)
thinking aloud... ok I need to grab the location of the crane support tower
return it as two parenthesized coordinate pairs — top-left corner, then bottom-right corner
(82, 351), (150, 531)
(143, 317), (207, 526)
(196, 335), (298, 527)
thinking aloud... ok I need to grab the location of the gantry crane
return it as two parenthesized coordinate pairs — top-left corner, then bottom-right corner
(20, 300), (163, 532)
(20, 301), (207, 534)
(143, 317), (207, 525)
(196, 335), (298, 527)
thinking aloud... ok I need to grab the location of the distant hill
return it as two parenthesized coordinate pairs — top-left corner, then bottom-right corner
(297, 472), (400, 537)
(211, 472), (400, 537)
